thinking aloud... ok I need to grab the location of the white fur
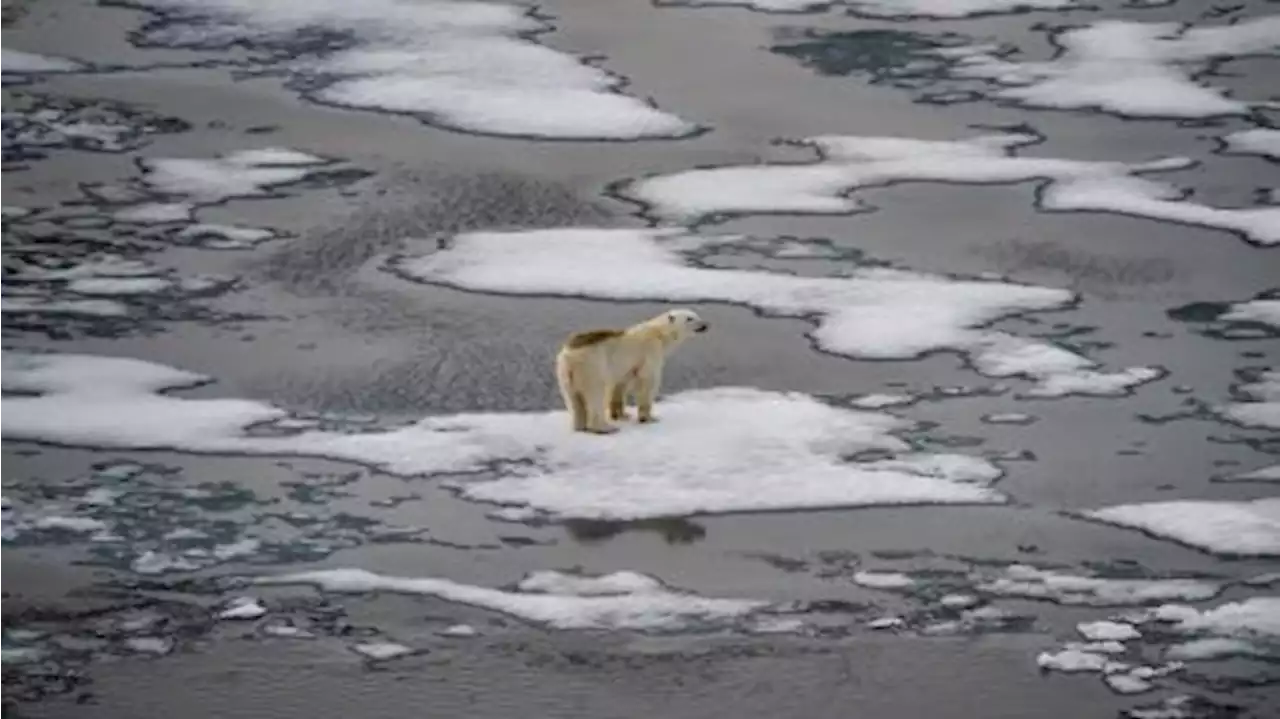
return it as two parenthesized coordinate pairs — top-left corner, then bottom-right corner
(555, 309), (708, 434)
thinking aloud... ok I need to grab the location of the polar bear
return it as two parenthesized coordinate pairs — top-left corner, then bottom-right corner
(555, 309), (709, 434)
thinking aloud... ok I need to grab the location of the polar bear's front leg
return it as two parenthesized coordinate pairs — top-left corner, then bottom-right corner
(636, 363), (663, 424)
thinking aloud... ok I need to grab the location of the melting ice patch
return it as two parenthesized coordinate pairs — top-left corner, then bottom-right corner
(620, 132), (1280, 246)
(1221, 129), (1280, 161)
(391, 226), (1161, 397)
(260, 568), (771, 632)
(2, 352), (1006, 521)
(1, 49), (86, 80)
(1082, 498), (1280, 557)
(1220, 299), (1280, 329)
(119, 0), (694, 140)
(972, 564), (1222, 606)
(1215, 369), (1280, 430)
(949, 17), (1280, 119)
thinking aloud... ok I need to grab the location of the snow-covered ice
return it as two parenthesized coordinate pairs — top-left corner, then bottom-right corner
(1221, 128), (1280, 161)
(1166, 597), (1280, 639)
(392, 227), (1160, 396)
(1082, 498), (1280, 557)
(851, 571), (916, 590)
(350, 642), (415, 660)
(1078, 620), (1141, 641)
(973, 564), (1222, 605)
(1064, 641), (1127, 655)
(847, 393), (917, 410)
(1215, 369), (1280, 430)
(621, 132), (1280, 246)
(1220, 299), (1280, 329)
(2, 352), (1006, 521)
(217, 597), (268, 620)
(1037, 648), (1110, 672)
(112, 202), (194, 225)
(139, 148), (331, 204)
(66, 277), (173, 296)
(173, 224), (278, 249)
(950, 17), (1280, 119)
(437, 624), (479, 638)
(260, 568), (770, 632)
(1220, 464), (1280, 483)
(1164, 637), (1269, 661)
(122, 0), (694, 140)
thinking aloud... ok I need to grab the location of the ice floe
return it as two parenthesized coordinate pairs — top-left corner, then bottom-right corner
(1164, 637), (1270, 661)
(620, 131), (1280, 246)
(350, 642), (415, 660)
(122, 0), (694, 140)
(1082, 497), (1280, 557)
(949, 17), (1280, 118)
(1, 49), (85, 75)
(260, 568), (770, 632)
(847, 393), (918, 410)
(139, 147), (332, 204)
(852, 571), (917, 589)
(1037, 648), (1110, 672)
(217, 597), (268, 620)
(2, 352), (1007, 521)
(1221, 464), (1280, 483)
(1221, 128), (1280, 161)
(391, 227), (1160, 396)
(1078, 620), (1141, 641)
(1220, 299), (1280, 329)
(1, 297), (129, 317)
(1214, 369), (1279, 430)
(661, 0), (1082, 18)
(972, 564), (1222, 606)
(1164, 596), (1280, 640)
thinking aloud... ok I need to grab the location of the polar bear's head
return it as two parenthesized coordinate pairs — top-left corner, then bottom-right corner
(664, 308), (709, 336)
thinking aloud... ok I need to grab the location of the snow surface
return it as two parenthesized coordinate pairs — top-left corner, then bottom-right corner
(622, 132), (1280, 246)
(1215, 370), (1279, 430)
(2, 352), (1007, 521)
(392, 227), (1159, 396)
(1222, 128), (1280, 160)
(1221, 299), (1280, 328)
(1083, 498), (1280, 557)
(950, 17), (1280, 118)
(1078, 620), (1141, 641)
(123, 0), (693, 140)
(260, 568), (769, 632)
(973, 564), (1222, 605)
(1, 48), (84, 73)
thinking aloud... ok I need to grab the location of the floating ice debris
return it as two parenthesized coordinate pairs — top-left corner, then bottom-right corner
(1037, 648), (1110, 672)
(262, 623), (315, 639)
(847, 393), (917, 410)
(1214, 369), (1279, 430)
(112, 202), (193, 225)
(1103, 663), (1182, 695)
(1064, 641), (1127, 655)
(621, 132), (1280, 246)
(139, 148), (331, 204)
(949, 17), (1280, 119)
(938, 593), (980, 609)
(437, 624), (479, 638)
(980, 413), (1035, 425)
(1244, 572), (1280, 587)
(1, 297), (128, 317)
(1220, 299), (1280, 329)
(1123, 694), (1243, 719)
(1167, 596), (1280, 640)
(66, 277), (173, 296)
(350, 642), (415, 661)
(1082, 498), (1280, 557)
(130, 551), (202, 575)
(172, 224), (278, 249)
(122, 636), (174, 656)
(392, 227), (1159, 396)
(1165, 637), (1269, 661)
(260, 568), (769, 632)
(1221, 129), (1280, 161)
(3, 353), (1009, 521)
(29, 515), (110, 534)
(1, 49), (85, 74)
(1078, 620), (1141, 642)
(866, 616), (906, 630)
(122, 0), (694, 140)
(517, 570), (663, 596)
(973, 564), (1222, 606)
(851, 571), (916, 590)
(1220, 464), (1280, 483)
(217, 597), (267, 621)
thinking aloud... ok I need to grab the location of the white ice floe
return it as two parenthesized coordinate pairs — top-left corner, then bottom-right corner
(517, 570), (664, 596)
(1215, 369), (1280, 430)
(1221, 464), (1280, 483)
(1165, 637), (1269, 661)
(392, 227), (1159, 396)
(981, 413), (1035, 425)
(851, 571), (916, 590)
(1083, 498), (1280, 557)
(1166, 596), (1280, 639)
(1, 48), (85, 74)
(1064, 641), (1127, 655)
(217, 597), (268, 620)
(125, 0), (693, 140)
(950, 17), (1280, 119)
(260, 568), (769, 632)
(1103, 663), (1183, 695)
(847, 393), (917, 410)
(622, 131), (1280, 246)
(2, 352), (1005, 520)
(938, 593), (980, 609)
(1078, 620), (1141, 642)
(173, 224), (278, 249)
(0, 297), (128, 317)
(66, 277), (173, 296)
(437, 623), (479, 638)
(1037, 648), (1110, 672)
(1222, 128), (1280, 160)
(661, 0), (1081, 17)
(29, 515), (111, 533)
(350, 642), (415, 660)
(140, 148), (330, 204)
(112, 202), (194, 225)
(866, 616), (906, 630)
(1220, 299), (1280, 329)
(973, 564), (1222, 606)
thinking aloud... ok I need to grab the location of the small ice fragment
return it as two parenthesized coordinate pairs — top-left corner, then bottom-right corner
(852, 571), (916, 589)
(1105, 672), (1153, 695)
(1036, 649), (1109, 672)
(1064, 641), (1127, 655)
(866, 617), (905, 630)
(980, 413), (1036, 425)
(1077, 620), (1141, 642)
(1165, 637), (1266, 661)
(122, 636), (174, 656)
(938, 594), (980, 609)
(848, 393), (917, 410)
(351, 642), (415, 661)
(217, 597), (267, 620)
(437, 623), (479, 638)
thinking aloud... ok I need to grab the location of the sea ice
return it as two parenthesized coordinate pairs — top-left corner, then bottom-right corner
(1220, 299), (1280, 329)
(949, 17), (1280, 119)
(1, 48), (85, 74)
(1037, 648), (1109, 672)
(660, 0), (1082, 17)
(1167, 597), (1280, 639)
(1077, 620), (1141, 641)
(1164, 637), (1269, 661)
(847, 393), (917, 409)
(1220, 464), (1280, 483)
(1063, 641), (1127, 655)
(973, 564), (1222, 606)
(1221, 128), (1280, 161)
(66, 277), (173, 296)
(121, 0), (694, 140)
(391, 227), (1159, 396)
(851, 571), (916, 590)
(139, 148), (331, 204)
(260, 568), (770, 632)
(217, 597), (268, 620)
(437, 624), (479, 638)
(2, 352), (1006, 521)
(1082, 498), (1280, 557)
(0, 297), (129, 317)
(350, 642), (415, 660)
(112, 202), (194, 224)
(1215, 369), (1279, 430)
(173, 224), (278, 249)
(620, 131), (1280, 246)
